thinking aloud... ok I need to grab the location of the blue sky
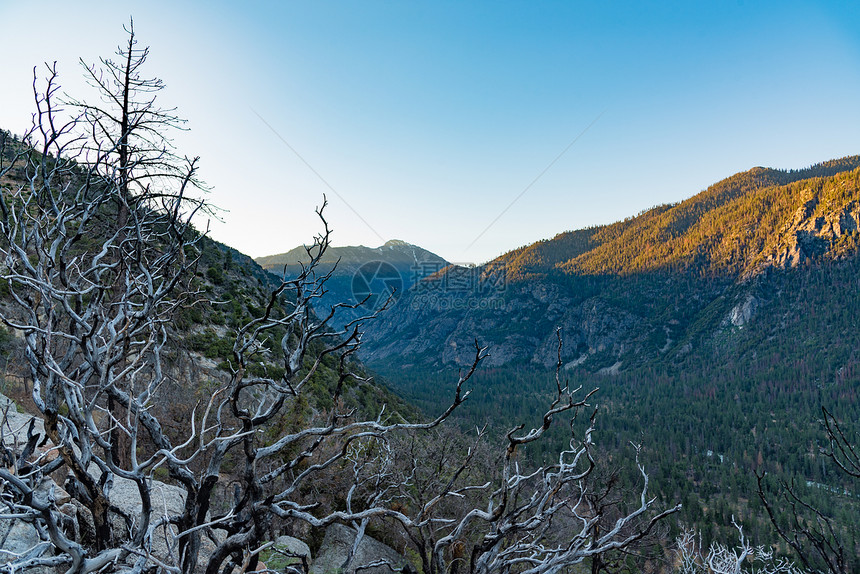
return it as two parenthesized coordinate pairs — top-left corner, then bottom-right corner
(2, 1), (859, 264)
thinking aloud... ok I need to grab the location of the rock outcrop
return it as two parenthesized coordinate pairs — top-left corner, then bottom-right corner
(0, 393), (221, 573)
(310, 524), (413, 574)
(264, 536), (312, 571)
(725, 294), (759, 328)
(0, 394), (55, 572)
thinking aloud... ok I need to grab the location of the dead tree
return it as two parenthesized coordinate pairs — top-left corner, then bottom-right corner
(673, 519), (804, 574)
(370, 330), (681, 574)
(0, 33), (477, 573)
(0, 24), (679, 574)
(757, 407), (859, 574)
(0, 52), (207, 571)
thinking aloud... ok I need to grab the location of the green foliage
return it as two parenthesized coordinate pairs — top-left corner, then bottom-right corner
(247, 362), (286, 380)
(0, 326), (13, 359)
(206, 264), (226, 285)
(186, 329), (234, 361)
(259, 543), (303, 571)
(379, 253), (860, 552)
(174, 305), (206, 330)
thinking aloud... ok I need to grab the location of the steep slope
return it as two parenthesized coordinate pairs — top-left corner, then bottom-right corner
(362, 156), (860, 371)
(0, 129), (416, 424)
(362, 156), (860, 551)
(179, 236), (418, 419)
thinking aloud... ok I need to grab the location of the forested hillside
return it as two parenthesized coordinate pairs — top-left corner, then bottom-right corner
(497, 156), (860, 282)
(379, 254), (860, 555)
(364, 158), (860, 562)
(363, 157), (860, 370)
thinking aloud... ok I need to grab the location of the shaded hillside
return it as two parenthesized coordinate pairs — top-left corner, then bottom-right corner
(365, 157), (860, 556)
(256, 240), (448, 332)
(362, 157), (860, 372)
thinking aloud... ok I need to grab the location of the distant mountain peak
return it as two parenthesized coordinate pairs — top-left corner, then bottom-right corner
(256, 239), (446, 271)
(383, 239), (411, 248)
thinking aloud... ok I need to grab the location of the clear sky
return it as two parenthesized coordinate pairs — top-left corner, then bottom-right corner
(2, 1), (859, 264)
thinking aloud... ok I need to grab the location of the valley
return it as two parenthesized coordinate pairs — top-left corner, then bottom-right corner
(261, 158), (860, 561)
(4, 113), (860, 571)
(4, 6), (860, 571)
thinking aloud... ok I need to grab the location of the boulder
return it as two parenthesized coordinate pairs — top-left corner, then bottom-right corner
(310, 524), (412, 574)
(0, 393), (216, 572)
(0, 393), (53, 571)
(0, 518), (44, 564)
(726, 294), (758, 328)
(0, 392), (45, 453)
(106, 474), (223, 573)
(263, 535), (312, 571)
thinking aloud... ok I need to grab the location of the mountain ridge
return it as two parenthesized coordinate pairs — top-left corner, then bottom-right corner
(255, 239), (450, 333)
(256, 239), (446, 272)
(491, 155), (860, 283)
(360, 155), (860, 372)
